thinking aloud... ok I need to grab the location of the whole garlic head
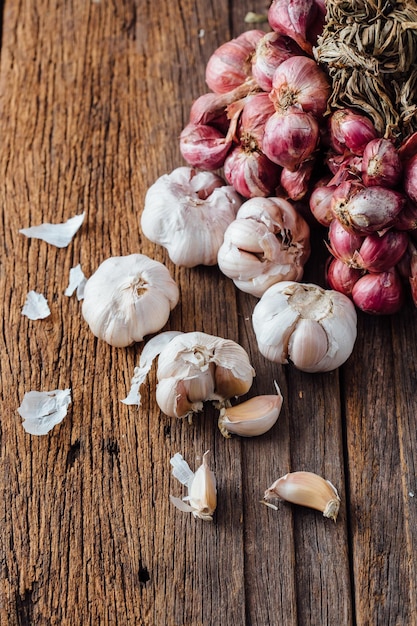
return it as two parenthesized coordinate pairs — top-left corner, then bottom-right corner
(217, 196), (310, 297)
(82, 254), (179, 347)
(140, 166), (243, 267)
(252, 281), (357, 372)
(156, 331), (255, 419)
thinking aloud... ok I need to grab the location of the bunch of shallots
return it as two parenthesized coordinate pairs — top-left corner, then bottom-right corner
(311, 108), (417, 314)
(180, 0), (328, 200)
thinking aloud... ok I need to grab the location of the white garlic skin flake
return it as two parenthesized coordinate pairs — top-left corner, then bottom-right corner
(82, 254), (179, 347)
(141, 166), (243, 267)
(252, 281), (357, 372)
(217, 196), (310, 297)
(156, 331), (255, 419)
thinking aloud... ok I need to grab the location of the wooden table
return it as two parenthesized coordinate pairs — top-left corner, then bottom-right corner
(1, 1), (416, 624)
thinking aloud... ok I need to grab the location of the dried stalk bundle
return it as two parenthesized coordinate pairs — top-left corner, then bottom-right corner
(315, 0), (417, 142)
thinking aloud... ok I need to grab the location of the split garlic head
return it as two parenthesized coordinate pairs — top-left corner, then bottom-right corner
(156, 331), (255, 419)
(140, 166), (243, 267)
(217, 196), (310, 297)
(82, 254), (179, 347)
(252, 281), (357, 372)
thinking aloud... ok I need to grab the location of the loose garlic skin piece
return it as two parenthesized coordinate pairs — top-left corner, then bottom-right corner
(252, 281), (357, 372)
(218, 381), (283, 438)
(217, 196), (310, 297)
(156, 331), (255, 419)
(82, 254), (179, 347)
(264, 471), (341, 522)
(140, 167), (243, 267)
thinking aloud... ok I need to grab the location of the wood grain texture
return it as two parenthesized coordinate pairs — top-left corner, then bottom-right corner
(0, 1), (415, 625)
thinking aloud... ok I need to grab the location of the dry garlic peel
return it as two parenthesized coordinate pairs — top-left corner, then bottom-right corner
(264, 471), (341, 522)
(82, 254), (179, 347)
(141, 166), (242, 267)
(156, 331), (255, 419)
(218, 381), (283, 438)
(252, 281), (357, 372)
(170, 450), (217, 521)
(217, 196), (310, 297)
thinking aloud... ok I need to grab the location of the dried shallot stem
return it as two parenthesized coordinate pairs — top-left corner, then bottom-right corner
(315, 0), (417, 141)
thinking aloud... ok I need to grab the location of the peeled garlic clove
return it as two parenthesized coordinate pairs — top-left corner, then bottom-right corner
(218, 381), (283, 437)
(82, 254), (179, 347)
(217, 196), (310, 297)
(264, 470), (341, 522)
(252, 281), (357, 372)
(141, 166), (242, 267)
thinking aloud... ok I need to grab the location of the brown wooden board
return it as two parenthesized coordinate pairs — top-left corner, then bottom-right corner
(0, 1), (416, 625)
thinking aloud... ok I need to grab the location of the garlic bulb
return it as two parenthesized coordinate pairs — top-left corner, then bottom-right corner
(170, 450), (217, 521)
(82, 254), (179, 347)
(218, 381), (283, 438)
(156, 331), (255, 419)
(263, 471), (341, 522)
(217, 196), (310, 297)
(252, 281), (357, 372)
(140, 166), (242, 267)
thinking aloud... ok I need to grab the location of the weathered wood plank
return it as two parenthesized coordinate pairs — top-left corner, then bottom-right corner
(1, 0), (416, 625)
(344, 310), (417, 625)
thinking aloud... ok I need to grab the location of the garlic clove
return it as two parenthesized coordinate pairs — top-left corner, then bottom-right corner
(170, 450), (217, 521)
(264, 470), (341, 522)
(82, 254), (179, 347)
(186, 451), (217, 521)
(156, 377), (203, 420)
(288, 318), (328, 370)
(218, 381), (283, 437)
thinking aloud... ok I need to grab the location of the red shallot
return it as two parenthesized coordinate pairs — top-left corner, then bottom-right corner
(280, 159), (315, 201)
(224, 146), (281, 198)
(355, 230), (409, 273)
(361, 138), (403, 188)
(404, 153), (417, 205)
(331, 182), (406, 234)
(325, 257), (363, 297)
(252, 31), (302, 93)
(309, 182), (336, 226)
(351, 269), (404, 315)
(205, 30), (264, 94)
(267, 0), (319, 55)
(179, 123), (232, 170)
(270, 56), (331, 118)
(263, 107), (320, 171)
(328, 218), (365, 266)
(329, 109), (378, 156)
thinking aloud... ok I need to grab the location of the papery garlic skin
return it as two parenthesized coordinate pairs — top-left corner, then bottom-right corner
(170, 451), (217, 521)
(217, 197), (310, 297)
(141, 167), (242, 267)
(156, 331), (255, 419)
(264, 470), (340, 522)
(252, 281), (357, 372)
(218, 381), (283, 438)
(82, 254), (179, 347)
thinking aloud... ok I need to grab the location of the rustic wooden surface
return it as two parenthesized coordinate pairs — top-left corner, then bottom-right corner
(1, 1), (416, 625)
